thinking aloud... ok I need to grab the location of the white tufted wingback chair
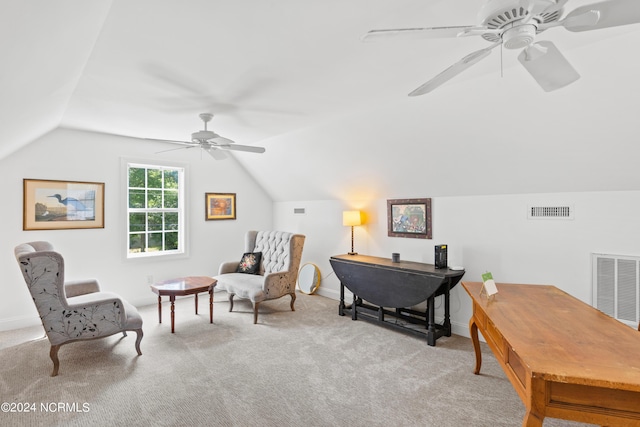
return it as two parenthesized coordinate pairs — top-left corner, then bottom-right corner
(214, 231), (305, 324)
(14, 241), (143, 376)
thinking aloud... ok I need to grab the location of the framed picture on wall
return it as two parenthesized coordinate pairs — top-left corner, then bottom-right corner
(387, 198), (432, 239)
(23, 179), (105, 230)
(205, 192), (236, 220)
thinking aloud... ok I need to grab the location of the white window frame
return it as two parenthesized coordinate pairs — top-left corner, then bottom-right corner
(124, 159), (187, 259)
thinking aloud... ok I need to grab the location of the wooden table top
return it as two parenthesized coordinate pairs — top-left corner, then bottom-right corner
(150, 276), (217, 296)
(462, 281), (640, 392)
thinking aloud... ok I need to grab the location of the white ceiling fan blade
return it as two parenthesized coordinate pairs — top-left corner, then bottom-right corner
(408, 42), (500, 97)
(538, 9), (601, 31)
(361, 26), (477, 42)
(217, 144), (266, 153)
(146, 138), (195, 146)
(204, 146), (228, 160)
(458, 27), (501, 37)
(518, 41), (580, 92)
(209, 135), (236, 145)
(562, 0), (640, 32)
(155, 145), (197, 154)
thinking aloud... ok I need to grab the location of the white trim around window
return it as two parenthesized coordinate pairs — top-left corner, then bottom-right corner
(122, 158), (188, 260)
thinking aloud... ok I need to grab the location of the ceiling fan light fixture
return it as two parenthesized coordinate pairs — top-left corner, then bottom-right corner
(502, 24), (537, 49)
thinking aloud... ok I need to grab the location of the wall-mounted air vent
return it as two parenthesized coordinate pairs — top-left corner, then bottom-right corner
(592, 253), (639, 328)
(293, 208), (306, 215)
(527, 205), (574, 220)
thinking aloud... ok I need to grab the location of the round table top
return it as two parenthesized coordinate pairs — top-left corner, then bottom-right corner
(149, 276), (217, 296)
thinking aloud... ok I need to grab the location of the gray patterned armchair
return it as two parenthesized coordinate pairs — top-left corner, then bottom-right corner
(14, 241), (143, 376)
(214, 231), (305, 324)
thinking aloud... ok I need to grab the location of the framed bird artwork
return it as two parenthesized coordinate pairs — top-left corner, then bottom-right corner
(23, 179), (105, 230)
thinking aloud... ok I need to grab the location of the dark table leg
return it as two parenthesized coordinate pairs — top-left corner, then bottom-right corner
(195, 293), (199, 315)
(427, 295), (436, 346)
(352, 293), (358, 321)
(209, 289), (213, 323)
(339, 282), (345, 316)
(443, 283), (452, 336)
(170, 295), (176, 333)
(157, 296), (162, 324)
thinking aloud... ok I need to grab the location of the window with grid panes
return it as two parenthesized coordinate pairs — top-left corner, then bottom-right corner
(127, 163), (184, 258)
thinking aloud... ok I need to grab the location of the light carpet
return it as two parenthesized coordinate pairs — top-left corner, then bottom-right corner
(0, 292), (592, 427)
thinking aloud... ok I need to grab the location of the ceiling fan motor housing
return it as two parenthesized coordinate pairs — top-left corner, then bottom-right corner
(478, 0), (561, 43)
(192, 130), (217, 142)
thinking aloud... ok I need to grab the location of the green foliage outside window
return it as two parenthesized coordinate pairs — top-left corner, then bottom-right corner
(127, 163), (184, 257)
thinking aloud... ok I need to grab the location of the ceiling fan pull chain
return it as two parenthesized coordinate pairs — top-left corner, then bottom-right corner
(500, 43), (504, 78)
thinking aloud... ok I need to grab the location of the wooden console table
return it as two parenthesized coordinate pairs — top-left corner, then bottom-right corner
(330, 254), (465, 346)
(462, 281), (640, 427)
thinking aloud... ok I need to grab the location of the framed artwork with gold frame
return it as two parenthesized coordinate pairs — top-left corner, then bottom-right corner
(23, 178), (105, 230)
(205, 192), (236, 220)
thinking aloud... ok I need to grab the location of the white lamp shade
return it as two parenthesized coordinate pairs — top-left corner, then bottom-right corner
(343, 210), (362, 227)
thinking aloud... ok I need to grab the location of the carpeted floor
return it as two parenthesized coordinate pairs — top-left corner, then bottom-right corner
(0, 292), (592, 427)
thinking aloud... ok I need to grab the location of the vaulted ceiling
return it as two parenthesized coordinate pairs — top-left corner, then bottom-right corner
(3, 1), (640, 201)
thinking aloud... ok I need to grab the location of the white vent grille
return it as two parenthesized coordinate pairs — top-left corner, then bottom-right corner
(527, 205), (573, 219)
(592, 253), (640, 328)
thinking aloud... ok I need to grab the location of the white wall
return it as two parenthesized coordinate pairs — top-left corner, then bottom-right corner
(275, 191), (640, 337)
(5, 128), (639, 338)
(1, 128), (273, 331)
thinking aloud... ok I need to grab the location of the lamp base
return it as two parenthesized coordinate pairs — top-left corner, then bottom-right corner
(348, 251), (358, 255)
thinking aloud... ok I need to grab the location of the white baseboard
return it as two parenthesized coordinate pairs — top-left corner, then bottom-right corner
(0, 314), (41, 332)
(315, 286), (345, 301)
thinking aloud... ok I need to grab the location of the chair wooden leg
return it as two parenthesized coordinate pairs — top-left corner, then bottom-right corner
(134, 329), (143, 356)
(228, 293), (235, 312)
(50, 345), (61, 377)
(290, 292), (296, 311)
(253, 302), (260, 324)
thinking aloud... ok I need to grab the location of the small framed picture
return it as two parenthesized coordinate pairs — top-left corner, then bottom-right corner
(23, 179), (105, 230)
(387, 198), (432, 239)
(205, 192), (236, 220)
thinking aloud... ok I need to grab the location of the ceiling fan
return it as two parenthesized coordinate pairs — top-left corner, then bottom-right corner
(154, 113), (266, 160)
(362, 0), (640, 95)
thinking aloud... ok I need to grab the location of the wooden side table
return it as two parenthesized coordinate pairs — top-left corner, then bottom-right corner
(150, 276), (217, 333)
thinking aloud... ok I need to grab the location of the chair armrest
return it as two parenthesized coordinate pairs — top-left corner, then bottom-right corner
(66, 292), (127, 328)
(262, 271), (295, 296)
(64, 279), (101, 298)
(218, 261), (239, 275)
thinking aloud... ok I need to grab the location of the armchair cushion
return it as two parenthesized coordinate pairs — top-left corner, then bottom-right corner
(64, 279), (101, 298)
(215, 273), (266, 301)
(235, 252), (262, 274)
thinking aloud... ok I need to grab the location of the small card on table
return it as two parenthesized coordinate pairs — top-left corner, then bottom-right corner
(481, 271), (498, 297)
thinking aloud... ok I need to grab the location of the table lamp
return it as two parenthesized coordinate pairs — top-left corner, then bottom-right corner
(343, 210), (362, 255)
